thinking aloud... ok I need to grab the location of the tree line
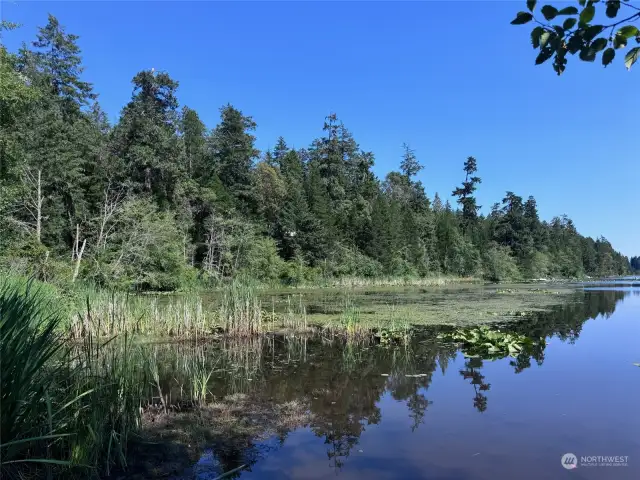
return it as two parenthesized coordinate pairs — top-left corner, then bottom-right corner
(0, 15), (631, 290)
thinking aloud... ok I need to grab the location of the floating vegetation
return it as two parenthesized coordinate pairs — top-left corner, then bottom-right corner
(497, 288), (561, 295)
(375, 324), (412, 346)
(438, 325), (545, 359)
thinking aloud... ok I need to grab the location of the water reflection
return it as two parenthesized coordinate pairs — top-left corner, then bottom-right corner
(132, 288), (632, 479)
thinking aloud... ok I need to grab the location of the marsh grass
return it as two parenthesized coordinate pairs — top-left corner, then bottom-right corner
(0, 279), (145, 479)
(64, 333), (145, 476)
(69, 288), (212, 338)
(219, 280), (263, 336)
(0, 279), (67, 475)
(282, 275), (478, 289)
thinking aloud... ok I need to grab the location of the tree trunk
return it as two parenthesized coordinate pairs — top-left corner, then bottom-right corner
(72, 238), (86, 283)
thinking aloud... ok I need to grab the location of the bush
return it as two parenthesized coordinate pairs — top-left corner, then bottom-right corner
(2, 239), (73, 285)
(521, 250), (550, 279)
(239, 237), (285, 282)
(482, 244), (521, 282)
(279, 257), (321, 286)
(84, 198), (190, 291)
(328, 244), (385, 278)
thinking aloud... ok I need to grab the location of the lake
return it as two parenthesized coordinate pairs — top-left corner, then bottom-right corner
(131, 284), (640, 480)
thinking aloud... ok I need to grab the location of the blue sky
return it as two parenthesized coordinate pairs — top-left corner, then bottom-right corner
(2, 1), (638, 257)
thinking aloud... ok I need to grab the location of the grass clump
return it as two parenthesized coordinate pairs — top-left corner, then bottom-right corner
(219, 280), (263, 336)
(0, 279), (144, 478)
(69, 288), (212, 338)
(0, 280), (66, 473)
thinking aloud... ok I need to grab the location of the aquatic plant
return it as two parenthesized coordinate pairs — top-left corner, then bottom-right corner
(64, 333), (144, 476)
(376, 324), (412, 346)
(439, 325), (544, 359)
(69, 288), (213, 338)
(0, 280), (67, 472)
(219, 280), (263, 335)
(340, 303), (362, 337)
(0, 279), (145, 478)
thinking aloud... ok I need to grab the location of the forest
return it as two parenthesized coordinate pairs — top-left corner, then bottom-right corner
(0, 15), (632, 291)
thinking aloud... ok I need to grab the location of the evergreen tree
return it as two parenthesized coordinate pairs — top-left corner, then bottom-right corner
(400, 143), (422, 179)
(111, 70), (182, 208)
(0, 14), (631, 288)
(452, 156), (482, 233)
(29, 14), (95, 118)
(181, 106), (207, 178)
(209, 104), (259, 215)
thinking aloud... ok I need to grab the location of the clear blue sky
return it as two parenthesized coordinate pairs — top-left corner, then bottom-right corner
(2, 1), (638, 257)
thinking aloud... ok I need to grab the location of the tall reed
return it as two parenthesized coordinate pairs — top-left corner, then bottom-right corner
(0, 279), (67, 475)
(0, 278), (145, 478)
(69, 288), (212, 338)
(219, 280), (263, 336)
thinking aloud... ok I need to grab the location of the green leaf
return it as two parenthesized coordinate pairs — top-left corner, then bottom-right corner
(527, 0), (537, 12)
(567, 34), (585, 53)
(614, 34), (628, 49)
(541, 5), (559, 20)
(531, 26), (544, 48)
(1, 458), (72, 466)
(592, 37), (608, 51)
(0, 434), (74, 448)
(580, 5), (596, 24)
(584, 25), (605, 41)
(511, 11), (534, 25)
(617, 26), (639, 39)
(579, 46), (597, 61)
(625, 46), (640, 69)
(602, 47), (615, 65)
(535, 46), (555, 64)
(579, 0), (587, 5)
(558, 6), (579, 15)
(606, 0), (620, 18)
(563, 18), (578, 30)
(540, 31), (553, 47)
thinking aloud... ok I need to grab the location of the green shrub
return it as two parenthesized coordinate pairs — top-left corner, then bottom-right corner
(482, 244), (521, 282)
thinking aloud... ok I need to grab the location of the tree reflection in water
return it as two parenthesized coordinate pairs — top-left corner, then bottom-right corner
(138, 288), (628, 477)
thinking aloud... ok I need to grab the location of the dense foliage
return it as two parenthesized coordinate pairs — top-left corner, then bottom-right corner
(0, 16), (631, 290)
(511, 0), (640, 73)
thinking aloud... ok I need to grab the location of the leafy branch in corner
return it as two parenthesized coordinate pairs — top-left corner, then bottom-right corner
(511, 0), (640, 74)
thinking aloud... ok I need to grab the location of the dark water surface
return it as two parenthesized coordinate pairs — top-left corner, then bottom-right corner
(153, 287), (640, 480)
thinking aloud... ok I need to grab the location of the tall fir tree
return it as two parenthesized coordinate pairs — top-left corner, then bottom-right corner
(452, 156), (482, 233)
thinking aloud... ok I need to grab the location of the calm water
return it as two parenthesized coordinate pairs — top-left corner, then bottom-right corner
(148, 286), (640, 480)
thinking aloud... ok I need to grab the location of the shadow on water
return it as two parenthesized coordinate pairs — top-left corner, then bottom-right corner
(122, 288), (631, 479)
